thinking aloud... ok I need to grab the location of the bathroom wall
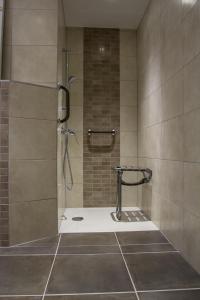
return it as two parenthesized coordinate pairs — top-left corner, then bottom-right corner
(120, 30), (138, 206)
(0, 80), (58, 246)
(66, 27), (138, 208)
(0, 81), (9, 246)
(83, 28), (120, 207)
(66, 27), (84, 208)
(137, 0), (200, 272)
(3, 0), (58, 86)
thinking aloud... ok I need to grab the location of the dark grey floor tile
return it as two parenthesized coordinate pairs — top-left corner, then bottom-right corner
(0, 296), (42, 300)
(0, 256), (53, 295)
(45, 294), (136, 299)
(47, 254), (133, 294)
(0, 235), (60, 255)
(139, 290), (200, 299)
(121, 243), (175, 254)
(116, 231), (168, 245)
(125, 253), (200, 291)
(19, 235), (59, 247)
(60, 233), (117, 247)
(58, 245), (120, 254)
(0, 246), (56, 255)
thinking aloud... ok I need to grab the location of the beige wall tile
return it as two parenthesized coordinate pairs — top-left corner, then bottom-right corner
(66, 157), (83, 184)
(120, 56), (137, 81)
(12, 10), (57, 46)
(182, 0), (198, 17)
(10, 160), (57, 203)
(141, 184), (152, 219)
(11, 45), (57, 84)
(67, 28), (83, 54)
(9, 118), (57, 160)
(182, 210), (200, 273)
(160, 199), (183, 250)
(151, 191), (161, 228)
(162, 44), (183, 82)
(184, 162), (200, 218)
(9, 199), (57, 245)
(58, 183), (65, 229)
(122, 186), (138, 207)
(184, 108), (200, 162)
(120, 81), (137, 107)
(184, 53), (200, 113)
(120, 30), (136, 57)
(66, 184), (83, 208)
(141, 88), (162, 127)
(139, 54), (162, 98)
(70, 79), (83, 106)
(7, 0), (58, 9)
(143, 124), (162, 159)
(120, 106), (137, 132)
(9, 82), (57, 120)
(161, 19), (182, 58)
(160, 160), (184, 206)
(183, 1), (200, 64)
(3, 9), (12, 46)
(68, 131), (83, 158)
(161, 116), (183, 160)
(160, 0), (182, 31)
(162, 70), (183, 120)
(120, 131), (137, 157)
(138, 0), (200, 273)
(68, 106), (83, 131)
(68, 54), (83, 80)
(142, 158), (161, 195)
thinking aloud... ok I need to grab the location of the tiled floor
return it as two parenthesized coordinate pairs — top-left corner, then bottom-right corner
(0, 231), (200, 299)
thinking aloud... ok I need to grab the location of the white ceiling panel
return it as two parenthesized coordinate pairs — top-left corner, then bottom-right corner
(63, 0), (149, 29)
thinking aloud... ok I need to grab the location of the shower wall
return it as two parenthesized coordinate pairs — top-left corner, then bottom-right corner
(83, 28), (120, 207)
(120, 30), (138, 206)
(66, 27), (138, 208)
(137, 0), (200, 272)
(0, 80), (57, 246)
(65, 28), (84, 208)
(3, 0), (58, 86)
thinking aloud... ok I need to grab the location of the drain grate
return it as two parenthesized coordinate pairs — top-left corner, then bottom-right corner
(111, 210), (149, 222)
(72, 217), (84, 221)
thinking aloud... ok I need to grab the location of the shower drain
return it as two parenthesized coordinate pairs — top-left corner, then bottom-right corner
(72, 217), (84, 221)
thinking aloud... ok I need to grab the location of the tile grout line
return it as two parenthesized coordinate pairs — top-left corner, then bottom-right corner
(137, 287), (200, 293)
(0, 242), (171, 249)
(42, 234), (62, 300)
(45, 291), (134, 296)
(2, 288), (200, 298)
(0, 251), (179, 257)
(114, 233), (140, 300)
(54, 242), (171, 247)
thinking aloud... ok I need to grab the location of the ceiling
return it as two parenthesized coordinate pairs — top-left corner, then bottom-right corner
(63, 0), (150, 29)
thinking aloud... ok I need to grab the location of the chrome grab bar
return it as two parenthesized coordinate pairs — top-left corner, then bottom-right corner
(88, 129), (117, 136)
(57, 84), (70, 124)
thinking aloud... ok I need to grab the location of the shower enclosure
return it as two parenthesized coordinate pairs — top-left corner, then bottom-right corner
(57, 27), (152, 233)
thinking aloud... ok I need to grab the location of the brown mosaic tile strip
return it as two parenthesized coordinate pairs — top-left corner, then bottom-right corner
(83, 28), (120, 207)
(0, 82), (9, 246)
